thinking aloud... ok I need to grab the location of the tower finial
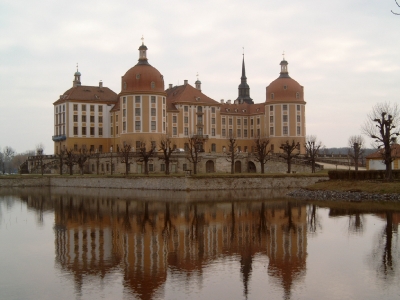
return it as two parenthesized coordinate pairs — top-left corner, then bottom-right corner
(76, 63), (78, 72)
(242, 47), (244, 56)
(282, 51), (285, 60)
(141, 35), (144, 45)
(196, 72), (199, 80)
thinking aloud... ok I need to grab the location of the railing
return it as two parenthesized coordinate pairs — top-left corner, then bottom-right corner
(52, 135), (66, 142)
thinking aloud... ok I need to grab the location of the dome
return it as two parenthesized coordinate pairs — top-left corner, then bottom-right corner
(121, 63), (165, 94)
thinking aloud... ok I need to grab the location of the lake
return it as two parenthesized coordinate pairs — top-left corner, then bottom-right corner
(0, 187), (399, 300)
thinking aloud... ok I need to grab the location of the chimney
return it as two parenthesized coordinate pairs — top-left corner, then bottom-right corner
(99, 80), (103, 88)
(220, 99), (224, 104)
(169, 84), (173, 89)
(227, 100), (231, 104)
(184, 80), (188, 85)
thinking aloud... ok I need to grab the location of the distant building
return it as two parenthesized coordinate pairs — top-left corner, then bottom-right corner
(365, 144), (400, 170)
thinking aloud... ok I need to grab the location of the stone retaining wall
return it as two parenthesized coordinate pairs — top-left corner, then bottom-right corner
(0, 176), (326, 191)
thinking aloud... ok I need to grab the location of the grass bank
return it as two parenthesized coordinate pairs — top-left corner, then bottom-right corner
(307, 180), (400, 194)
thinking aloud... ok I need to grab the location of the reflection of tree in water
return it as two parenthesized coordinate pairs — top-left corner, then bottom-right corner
(307, 204), (322, 234)
(162, 202), (176, 239)
(122, 201), (131, 231)
(136, 202), (154, 233)
(369, 211), (399, 281)
(348, 213), (364, 235)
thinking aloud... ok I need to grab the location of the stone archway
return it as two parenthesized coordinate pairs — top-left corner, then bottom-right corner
(235, 161), (241, 173)
(248, 161), (256, 173)
(206, 160), (215, 173)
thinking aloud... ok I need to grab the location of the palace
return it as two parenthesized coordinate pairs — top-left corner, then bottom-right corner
(52, 39), (307, 173)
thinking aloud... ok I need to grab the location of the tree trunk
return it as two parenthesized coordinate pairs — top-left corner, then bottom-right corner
(69, 165), (73, 175)
(261, 162), (265, 174)
(193, 162), (197, 174)
(165, 161), (170, 175)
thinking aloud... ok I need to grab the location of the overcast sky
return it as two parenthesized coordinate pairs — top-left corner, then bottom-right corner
(1, 0), (400, 153)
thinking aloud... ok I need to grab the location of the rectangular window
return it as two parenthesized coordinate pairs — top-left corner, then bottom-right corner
(212, 118), (215, 124)
(73, 104), (78, 111)
(297, 105), (300, 111)
(184, 127), (188, 136)
(99, 116), (103, 123)
(82, 115), (86, 122)
(163, 97), (165, 104)
(151, 121), (156, 130)
(123, 121), (126, 131)
(99, 127), (103, 136)
(237, 129), (241, 137)
(212, 107), (215, 113)
(151, 96), (156, 103)
(222, 118), (226, 125)
(82, 104), (86, 111)
(161, 164), (165, 171)
(297, 115), (300, 122)
(110, 115), (113, 123)
(270, 127), (274, 135)
(90, 127), (95, 135)
(222, 129), (226, 137)
(257, 129), (260, 137)
(73, 115), (78, 122)
(237, 119), (241, 126)
(244, 119), (247, 126)
(123, 109), (126, 117)
(283, 104), (288, 110)
(135, 121), (141, 130)
(149, 164), (154, 172)
(163, 110), (165, 117)
(151, 108), (156, 116)
(283, 126), (288, 134)
(184, 116), (188, 123)
(116, 126), (118, 134)
(136, 141), (141, 149)
(251, 129), (254, 137)
(297, 126), (301, 135)
(110, 127), (113, 135)
(90, 116), (95, 123)
(283, 115), (288, 122)
(211, 143), (216, 152)
(173, 116), (177, 123)
(116, 115), (118, 122)
(270, 116), (273, 123)
(183, 163), (187, 171)
(212, 128), (215, 136)
(229, 118), (232, 125)
(135, 108), (141, 116)
(90, 105), (94, 112)
(73, 127), (78, 135)
(173, 127), (177, 135)
(257, 118), (260, 125)
(82, 127), (87, 135)
(270, 106), (273, 111)
(123, 97), (126, 104)
(251, 119), (254, 126)
(244, 129), (248, 137)
(229, 129), (233, 137)
(135, 96), (140, 103)
(98, 106), (103, 112)
(184, 106), (188, 112)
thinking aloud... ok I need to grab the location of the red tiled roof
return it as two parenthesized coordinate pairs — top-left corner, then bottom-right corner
(366, 144), (400, 159)
(166, 84), (219, 111)
(220, 102), (265, 115)
(53, 85), (118, 105)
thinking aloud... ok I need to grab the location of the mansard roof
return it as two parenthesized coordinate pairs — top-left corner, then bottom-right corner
(54, 85), (118, 105)
(220, 102), (265, 116)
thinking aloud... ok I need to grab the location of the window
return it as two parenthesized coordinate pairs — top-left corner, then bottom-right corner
(283, 115), (288, 122)
(111, 115), (113, 123)
(244, 129), (248, 137)
(73, 104), (78, 111)
(99, 116), (103, 123)
(82, 127), (87, 135)
(135, 108), (141, 116)
(237, 119), (241, 126)
(116, 115), (118, 122)
(212, 107), (215, 113)
(163, 97), (165, 104)
(297, 104), (300, 111)
(237, 129), (241, 137)
(73, 115), (78, 122)
(184, 116), (188, 123)
(82, 115), (86, 122)
(163, 110), (165, 117)
(211, 143), (216, 152)
(283, 126), (288, 135)
(90, 127), (95, 135)
(161, 164), (165, 171)
(229, 129), (233, 137)
(90, 105), (94, 112)
(184, 106), (188, 112)
(90, 116), (95, 123)
(297, 126), (301, 135)
(99, 127), (103, 136)
(123, 109), (126, 117)
(251, 129), (254, 137)
(271, 93), (274, 99)
(151, 96), (156, 103)
(74, 144), (78, 151)
(151, 108), (156, 116)
(222, 118), (226, 125)
(244, 119), (247, 126)
(183, 163), (187, 171)
(257, 118), (260, 125)
(270, 116), (273, 123)
(90, 145), (94, 152)
(136, 141), (141, 149)
(222, 129), (226, 137)
(283, 104), (288, 110)
(173, 127), (177, 135)
(116, 126), (118, 134)
(229, 118), (232, 125)
(297, 115), (300, 122)
(123, 122), (126, 131)
(135, 96), (140, 103)
(270, 127), (274, 135)
(212, 118), (215, 124)
(123, 97), (126, 104)
(184, 127), (188, 136)
(251, 119), (254, 125)
(73, 127), (78, 135)
(212, 128), (215, 136)
(151, 121), (156, 130)
(149, 164), (154, 172)
(257, 129), (260, 137)
(270, 105), (273, 111)
(98, 106), (103, 112)
(110, 127), (113, 135)
(296, 93), (300, 99)
(135, 121), (141, 130)
(151, 81), (155, 89)
(284, 85), (287, 90)
(82, 104), (86, 111)
(173, 116), (177, 123)
(184, 143), (189, 151)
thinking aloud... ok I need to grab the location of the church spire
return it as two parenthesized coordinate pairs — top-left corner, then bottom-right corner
(73, 63), (81, 87)
(236, 51), (253, 104)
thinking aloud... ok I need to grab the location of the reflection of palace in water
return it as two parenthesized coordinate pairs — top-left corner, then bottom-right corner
(24, 192), (307, 299)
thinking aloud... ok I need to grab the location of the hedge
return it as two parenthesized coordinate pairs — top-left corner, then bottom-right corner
(328, 170), (400, 180)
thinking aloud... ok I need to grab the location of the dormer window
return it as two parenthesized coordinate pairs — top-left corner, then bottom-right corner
(271, 93), (274, 99)
(284, 85), (287, 90)
(136, 74), (141, 79)
(151, 81), (155, 89)
(296, 92), (300, 99)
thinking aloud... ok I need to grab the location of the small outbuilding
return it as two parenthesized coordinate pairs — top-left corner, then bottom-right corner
(366, 144), (400, 170)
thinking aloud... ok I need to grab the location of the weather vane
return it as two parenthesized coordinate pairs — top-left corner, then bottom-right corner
(141, 35), (144, 45)
(282, 51), (285, 60)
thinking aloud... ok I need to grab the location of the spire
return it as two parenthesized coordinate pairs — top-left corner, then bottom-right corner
(195, 72), (201, 91)
(73, 63), (81, 87)
(279, 51), (290, 78)
(137, 35), (149, 65)
(236, 51), (253, 104)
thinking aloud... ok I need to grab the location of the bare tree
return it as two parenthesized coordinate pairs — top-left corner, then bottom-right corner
(119, 143), (134, 175)
(35, 144), (45, 175)
(279, 140), (300, 173)
(64, 149), (76, 175)
(76, 148), (91, 175)
(253, 136), (271, 173)
(56, 148), (65, 175)
(159, 135), (174, 175)
(348, 135), (365, 172)
(186, 135), (203, 174)
(3, 146), (16, 174)
(136, 141), (157, 175)
(92, 151), (100, 175)
(225, 135), (241, 174)
(392, 0), (400, 15)
(305, 135), (322, 173)
(362, 102), (400, 181)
